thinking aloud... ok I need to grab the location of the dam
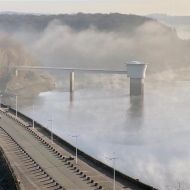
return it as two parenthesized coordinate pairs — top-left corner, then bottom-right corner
(14, 61), (148, 96)
(0, 105), (157, 190)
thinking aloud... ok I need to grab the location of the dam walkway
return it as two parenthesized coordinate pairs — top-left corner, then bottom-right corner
(0, 108), (154, 190)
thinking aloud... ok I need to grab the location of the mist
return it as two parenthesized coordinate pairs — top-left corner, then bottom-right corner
(9, 18), (190, 79)
(1, 14), (190, 189)
(177, 25), (190, 39)
(5, 81), (189, 189)
(148, 14), (190, 40)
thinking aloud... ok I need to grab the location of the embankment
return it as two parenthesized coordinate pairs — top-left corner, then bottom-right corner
(0, 147), (19, 190)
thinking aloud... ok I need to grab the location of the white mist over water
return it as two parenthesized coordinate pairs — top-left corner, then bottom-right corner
(4, 78), (190, 189)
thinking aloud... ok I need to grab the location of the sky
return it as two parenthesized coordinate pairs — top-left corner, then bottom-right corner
(0, 0), (189, 16)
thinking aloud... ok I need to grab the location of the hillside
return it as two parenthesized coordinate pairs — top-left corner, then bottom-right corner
(0, 13), (153, 34)
(0, 36), (54, 97)
(147, 14), (190, 40)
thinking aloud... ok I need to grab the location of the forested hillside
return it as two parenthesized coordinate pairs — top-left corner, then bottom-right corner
(0, 13), (154, 34)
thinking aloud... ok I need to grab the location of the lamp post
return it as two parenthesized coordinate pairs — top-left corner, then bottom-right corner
(50, 116), (53, 144)
(25, 105), (35, 129)
(179, 182), (181, 190)
(44, 115), (54, 144)
(9, 95), (18, 118)
(104, 152), (118, 190)
(67, 131), (80, 164)
(167, 182), (183, 190)
(0, 95), (2, 108)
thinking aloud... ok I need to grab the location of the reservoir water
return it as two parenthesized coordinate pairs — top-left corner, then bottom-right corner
(4, 75), (190, 189)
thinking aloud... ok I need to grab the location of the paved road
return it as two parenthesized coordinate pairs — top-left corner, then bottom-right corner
(0, 110), (149, 190)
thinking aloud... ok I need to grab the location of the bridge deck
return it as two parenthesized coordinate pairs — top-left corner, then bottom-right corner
(14, 66), (127, 74)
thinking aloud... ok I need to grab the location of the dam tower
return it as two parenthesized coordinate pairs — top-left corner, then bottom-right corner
(126, 61), (148, 96)
(14, 60), (148, 96)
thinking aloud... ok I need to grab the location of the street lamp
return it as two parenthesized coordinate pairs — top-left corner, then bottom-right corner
(0, 95), (2, 108)
(104, 152), (118, 190)
(25, 105), (35, 129)
(44, 115), (54, 144)
(67, 131), (80, 164)
(167, 182), (184, 190)
(9, 95), (18, 118)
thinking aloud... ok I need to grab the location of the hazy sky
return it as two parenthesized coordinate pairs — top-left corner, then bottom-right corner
(0, 0), (189, 16)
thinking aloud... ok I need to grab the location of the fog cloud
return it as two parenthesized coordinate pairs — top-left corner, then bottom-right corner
(11, 19), (190, 77)
(176, 24), (190, 40)
(2, 16), (190, 190)
(14, 19), (131, 70)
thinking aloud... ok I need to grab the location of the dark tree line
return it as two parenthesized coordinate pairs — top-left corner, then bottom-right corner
(0, 13), (156, 34)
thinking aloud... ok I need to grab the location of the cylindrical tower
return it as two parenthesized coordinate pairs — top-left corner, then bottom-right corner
(126, 61), (148, 96)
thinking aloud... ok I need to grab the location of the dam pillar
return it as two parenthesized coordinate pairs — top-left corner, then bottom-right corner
(126, 61), (147, 96)
(70, 71), (74, 92)
(130, 78), (144, 96)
